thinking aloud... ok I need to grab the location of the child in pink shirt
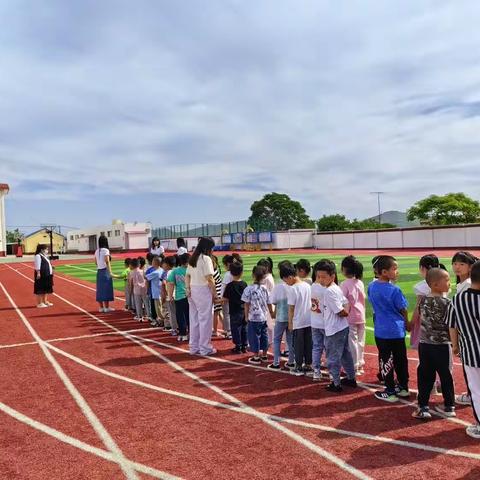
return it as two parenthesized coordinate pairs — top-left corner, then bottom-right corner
(130, 258), (148, 321)
(340, 256), (366, 375)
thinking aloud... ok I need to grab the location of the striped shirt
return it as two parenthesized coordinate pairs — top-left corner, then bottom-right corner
(447, 288), (480, 367)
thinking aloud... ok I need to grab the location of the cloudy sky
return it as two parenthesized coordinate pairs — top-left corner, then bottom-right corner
(1, 0), (479, 231)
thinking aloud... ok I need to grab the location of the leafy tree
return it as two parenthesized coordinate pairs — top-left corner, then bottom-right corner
(407, 193), (480, 225)
(248, 192), (314, 231)
(6, 228), (23, 243)
(317, 214), (352, 232)
(350, 219), (396, 230)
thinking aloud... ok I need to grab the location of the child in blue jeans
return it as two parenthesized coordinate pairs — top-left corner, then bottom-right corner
(311, 261), (327, 381)
(268, 261), (295, 370)
(241, 266), (270, 365)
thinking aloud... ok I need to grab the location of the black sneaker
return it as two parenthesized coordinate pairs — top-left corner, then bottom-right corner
(326, 382), (343, 393)
(291, 367), (304, 377)
(282, 362), (295, 371)
(340, 378), (357, 388)
(374, 389), (398, 403)
(164, 326), (172, 331)
(231, 346), (241, 354)
(280, 350), (289, 358)
(412, 407), (431, 419)
(260, 355), (268, 362)
(248, 356), (262, 365)
(267, 363), (281, 370)
(241, 346), (247, 353)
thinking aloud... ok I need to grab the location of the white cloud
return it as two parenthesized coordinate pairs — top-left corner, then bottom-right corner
(1, 0), (480, 222)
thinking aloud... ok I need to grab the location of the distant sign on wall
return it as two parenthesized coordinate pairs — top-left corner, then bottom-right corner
(232, 232), (244, 244)
(258, 232), (273, 243)
(246, 232), (259, 243)
(222, 233), (233, 244)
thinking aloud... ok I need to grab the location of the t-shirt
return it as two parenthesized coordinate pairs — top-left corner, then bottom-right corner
(223, 280), (247, 315)
(241, 284), (269, 322)
(168, 266), (187, 300)
(287, 281), (311, 330)
(302, 277), (313, 285)
(457, 278), (472, 294)
(368, 281), (408, 339)
(414, 279), (430, 297)
(95, 248), (110, 270)
(269, 281), (290, 323)
(121, 267), (130, 282)
(262, 273), (275, 294)
(340, 278), (366, 325)
(186, 254), (215, 286)
(177, 246), (188, 256)
(145, 267), (164, 299)
(131, 268), (147, 296)
(150, 246), (165, 256)
(323, 284), (349, 336)
(419, 295), (451, 345)
(34, 253), (53, 275)
(310, 282), (326, 329)
(221, 271), (233, 296)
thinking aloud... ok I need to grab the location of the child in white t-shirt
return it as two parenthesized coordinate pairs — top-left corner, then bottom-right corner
(296, 259), (312, 285)
(311, 261), (327, 381)
(281, 262), (312, 377)
(317, 259), (356, 392)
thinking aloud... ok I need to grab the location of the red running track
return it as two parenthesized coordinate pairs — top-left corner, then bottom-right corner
(1, 263), (480, 479)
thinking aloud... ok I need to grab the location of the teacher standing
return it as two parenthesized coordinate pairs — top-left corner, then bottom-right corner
(34, 243), (54, 308)
(150, 237), (165, 256)
(185, 236), (219, 356)
(95, 235), (116, 313)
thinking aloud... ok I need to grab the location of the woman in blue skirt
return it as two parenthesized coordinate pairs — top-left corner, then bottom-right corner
(95, 235), (118, 313)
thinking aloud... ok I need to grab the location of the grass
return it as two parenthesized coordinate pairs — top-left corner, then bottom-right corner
(55, 252), (455, 347)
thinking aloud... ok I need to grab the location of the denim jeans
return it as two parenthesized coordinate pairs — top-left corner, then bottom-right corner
(248, 321), (269, 354)
(273, 321), (294, 365)
(325, 327), (355, 385)
(312, 328), (326, 370)
(175, 298), (190, 336)
(293, 327), (312, 367)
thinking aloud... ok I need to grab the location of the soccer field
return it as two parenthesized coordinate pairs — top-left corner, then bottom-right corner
(55, 252), (455, 347)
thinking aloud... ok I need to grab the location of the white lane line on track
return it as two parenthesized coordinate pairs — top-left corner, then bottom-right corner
(0, 400), (181, 480)
(0, 327), (163, 350)
(44, 340), (480, 462)
(0, 281), (139, 480)
(363, 351), (463, 368)
(7, 265), (372, 480)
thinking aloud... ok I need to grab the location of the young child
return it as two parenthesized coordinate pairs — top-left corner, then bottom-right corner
(257, 257), (275, 344)
(368, 255), (410, 402)
(281, 263), (312, 377)
(241, 266), (270, 364)
(316, 260), (356, 392)
(121, 258), (132, 311)
(138, 256), (152, 320)
(223, 261), (248, 353)
(340, 256), (366, 376)
(145, 256), (164, 327)
(168, 253), (190, 341)
(268, 261), (295, 370)
(310, 261), (327, 381)
(221, 254), (242, 340)
(296, 259), (312, 285)
(212, 255), (227, 337)
(447, 260), (480, 439)
(163, 256), (178, 336)
(145, 253), (157, 325)
(413, 268), (455, 419)
(452, 251), (478, 406)
(130, 258), (148, 321)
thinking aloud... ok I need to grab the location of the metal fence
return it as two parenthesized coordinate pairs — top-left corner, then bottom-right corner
(152, 221), (249, 240)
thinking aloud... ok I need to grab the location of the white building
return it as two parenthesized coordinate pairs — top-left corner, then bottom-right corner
(67, 220), (151, 252)
(0, 184), (9, 257)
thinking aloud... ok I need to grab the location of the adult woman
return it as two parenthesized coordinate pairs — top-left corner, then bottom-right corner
(150, 237), (165, 256)
(34, 244), (54, 308)
(176, 237), (188, 255)
(95, 235), (116, 313)
(185, 236), (220, 356)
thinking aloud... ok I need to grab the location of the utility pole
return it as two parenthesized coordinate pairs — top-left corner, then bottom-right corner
(40, 224), (59, 260)
(370, 192), (385, 224)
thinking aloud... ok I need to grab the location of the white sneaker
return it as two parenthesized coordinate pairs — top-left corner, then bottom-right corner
(466, 424), (480, 439)
(37, 303), (48, 308)
(105, 307), (115, 313)
(133, 316), (142, 321)
(313, 369), (322, 381)
(434, 405), (456, 417)
(356, 369), (365, 376)
(99, 308), (105, 313)
(455, 393), (471, 406)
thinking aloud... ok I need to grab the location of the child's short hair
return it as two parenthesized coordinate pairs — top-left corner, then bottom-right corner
(124, 257), (131, 267)
(295, 259), (311, 275)
(419, 254), (446, 271)
(164, 256), (177, 268)
(130, 258), (139, 268)
(315, 259), (337, 276)
(374, 255), (396, 274)
(341, 255), (364, 280)
(230, 261), (243, 277)
(146, 252), (154, 264)
(279, 261), (296, 279)
(252, 265), (267, 283)
(138, 257), (146, 268)
(178, 253), (190, 265)
(257, 257), (273, 274)
(471, 260), (480, 284)
(426, 267), (448, 287)
(152, 256), (161, 267)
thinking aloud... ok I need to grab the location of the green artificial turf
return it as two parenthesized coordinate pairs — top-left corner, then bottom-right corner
(55, 252), (454, 347)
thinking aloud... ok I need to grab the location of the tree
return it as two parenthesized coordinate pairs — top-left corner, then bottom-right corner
(317, 214), (352, 232)
(6, 228), (23, 243)
(407, 193), (480, 225)
(248, 192), (314, 231)
(350, 219), (396, 230)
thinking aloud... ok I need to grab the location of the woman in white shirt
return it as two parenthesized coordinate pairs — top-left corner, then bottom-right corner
(150, 237), (165, 256)
(95, 235), (117, 313)
(176, 237), (188, 256)
(34, 243), (54, 308)
(185, 236), (220, 356)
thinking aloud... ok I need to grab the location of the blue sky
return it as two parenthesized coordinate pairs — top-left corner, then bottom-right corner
(1, 0), (480, 232)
